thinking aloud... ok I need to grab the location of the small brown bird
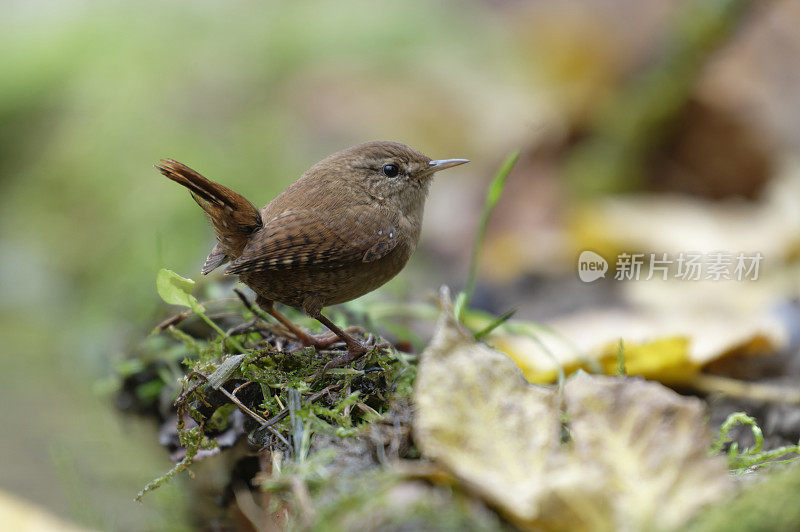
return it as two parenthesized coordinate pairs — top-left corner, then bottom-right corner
(157, 141), (468, 369)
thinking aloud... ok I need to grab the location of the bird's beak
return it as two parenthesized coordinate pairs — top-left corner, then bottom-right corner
(420, 158), (470, 177)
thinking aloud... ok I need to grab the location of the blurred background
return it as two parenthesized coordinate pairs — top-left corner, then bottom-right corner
(2, 0), (800, 529)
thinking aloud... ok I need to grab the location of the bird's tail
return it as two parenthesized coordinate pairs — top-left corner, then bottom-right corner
(156, 159), (262, 260)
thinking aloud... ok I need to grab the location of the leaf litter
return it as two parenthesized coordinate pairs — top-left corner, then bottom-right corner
(117, 270), (800, 529)
(415, 288), (734, 531)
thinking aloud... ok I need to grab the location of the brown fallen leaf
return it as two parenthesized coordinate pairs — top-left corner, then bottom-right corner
(414, 289), (733, 531)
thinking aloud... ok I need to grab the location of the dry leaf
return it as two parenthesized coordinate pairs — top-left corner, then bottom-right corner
(415, 291), (733, 531)
(490, 309), (786, 385)
(562, 373), (731, 531)
(414, 292), (564, 523)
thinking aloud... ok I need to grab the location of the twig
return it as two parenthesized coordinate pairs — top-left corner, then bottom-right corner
(226, 319), (261, 337)
(177, 369), (291, 447)
(218, 386), (291, 447)
(262, 409), (290, 429)
(232, 380), (256, 397)
(307, 383), (346, 404)
(205, 311), (244, 321)
(155, 310), (191, 332)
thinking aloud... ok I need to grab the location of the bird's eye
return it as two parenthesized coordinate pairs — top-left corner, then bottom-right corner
(382, 164), (399, 178)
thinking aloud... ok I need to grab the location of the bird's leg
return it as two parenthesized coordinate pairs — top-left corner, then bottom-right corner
(255, 296), (361, 349)
(311, 311), (369, 360)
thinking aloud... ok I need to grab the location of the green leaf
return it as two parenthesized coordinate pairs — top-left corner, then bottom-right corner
(156, 268), (205, 313)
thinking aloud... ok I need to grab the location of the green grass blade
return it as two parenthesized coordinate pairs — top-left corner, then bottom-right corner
(473, 308), (517, 340)
(457, 149), (520, 322)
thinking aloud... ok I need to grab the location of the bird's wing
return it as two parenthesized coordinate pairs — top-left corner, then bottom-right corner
(225, 206), (399, 274)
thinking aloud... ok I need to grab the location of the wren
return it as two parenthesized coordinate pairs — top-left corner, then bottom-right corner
(157, 141), (468, 370)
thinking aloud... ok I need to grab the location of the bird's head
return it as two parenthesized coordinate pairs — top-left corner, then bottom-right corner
(306, 140), (469, 216)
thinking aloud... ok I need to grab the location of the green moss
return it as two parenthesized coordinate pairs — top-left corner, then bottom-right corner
(130, 283), (413, 501)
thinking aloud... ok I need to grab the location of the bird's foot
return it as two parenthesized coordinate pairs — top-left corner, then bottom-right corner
(297, 326), (365, 350)
(313, 338), (392, 381)
(315, 341), (370, 381)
